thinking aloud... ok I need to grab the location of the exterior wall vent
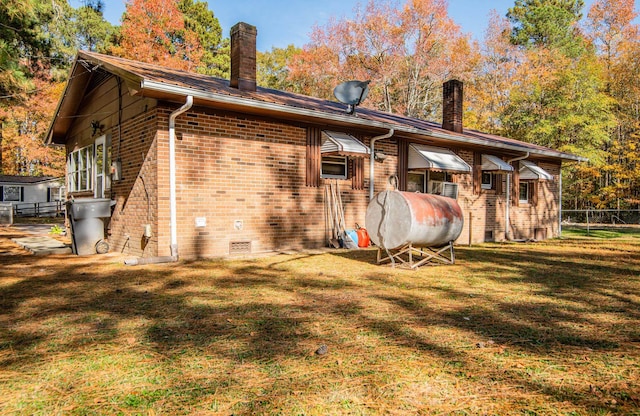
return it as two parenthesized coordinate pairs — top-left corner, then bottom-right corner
(484, 230), (494, 242)
(534, 228), (547, 241)
(230, 241), (252, 254)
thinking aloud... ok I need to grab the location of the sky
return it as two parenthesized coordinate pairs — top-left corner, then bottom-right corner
(70, 0), (613, 52)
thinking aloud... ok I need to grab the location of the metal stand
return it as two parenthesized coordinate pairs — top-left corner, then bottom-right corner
(376, 241), (456, 269)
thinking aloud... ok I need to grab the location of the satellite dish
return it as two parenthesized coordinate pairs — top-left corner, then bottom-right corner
(333, 80), (370, 115)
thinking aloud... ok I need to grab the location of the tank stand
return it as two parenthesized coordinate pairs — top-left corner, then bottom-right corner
(377, 241), (455, 269)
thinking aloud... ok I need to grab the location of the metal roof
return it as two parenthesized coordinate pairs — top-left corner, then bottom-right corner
(520, 160), (554, 180)
(321, 131), (370, 156)
(408, 144), (472, 173)
(481, 154), (514, 172)
(47, 50), (586, 163)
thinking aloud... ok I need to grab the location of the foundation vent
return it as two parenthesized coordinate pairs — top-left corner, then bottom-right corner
(484, 230), (494, 242)
(230, 241), (252, 254)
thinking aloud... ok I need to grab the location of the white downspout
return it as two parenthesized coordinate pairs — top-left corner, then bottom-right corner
(169, 96), (193, 257)
(559, 169), (563, 237)
(505, 152), (529, 240)
(369, 128), (395, 200)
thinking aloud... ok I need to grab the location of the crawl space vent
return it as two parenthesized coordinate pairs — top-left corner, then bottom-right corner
(484, 230), (494, 242)
(230, 241), (252, 255)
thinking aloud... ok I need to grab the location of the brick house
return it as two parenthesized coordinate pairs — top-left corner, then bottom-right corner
(46, 22), (582, 259)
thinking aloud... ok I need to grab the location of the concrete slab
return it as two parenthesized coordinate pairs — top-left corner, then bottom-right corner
(12, 236), (72, 256)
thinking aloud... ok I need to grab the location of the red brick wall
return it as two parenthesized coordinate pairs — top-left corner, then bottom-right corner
(108, 108), (159, 257)
(454, 151), (560, 243)
(148, 108), (398, 258)
(104, 104), (561, 258)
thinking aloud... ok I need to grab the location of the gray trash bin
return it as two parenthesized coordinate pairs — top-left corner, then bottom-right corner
(66, 198), (113, 255)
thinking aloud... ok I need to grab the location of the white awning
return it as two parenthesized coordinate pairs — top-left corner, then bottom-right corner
(520, 160), (553, 180)
(408, 144), (471, 173)
(481, 154), (513, 172)
(321, 131), (370, 156)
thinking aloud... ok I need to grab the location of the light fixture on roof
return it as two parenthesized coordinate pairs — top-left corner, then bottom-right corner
(333, 80), (370, 115)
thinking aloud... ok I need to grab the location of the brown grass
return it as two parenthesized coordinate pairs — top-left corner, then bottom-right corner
(0, 226), (639, 415)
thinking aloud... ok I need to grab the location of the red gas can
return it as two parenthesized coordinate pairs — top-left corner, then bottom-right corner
(356, 227), (370, 248)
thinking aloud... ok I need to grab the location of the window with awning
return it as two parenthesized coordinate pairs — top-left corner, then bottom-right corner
(520, 160), (553, 180)
(305, 127), (368, 190)
(408, 144), (471, 172)
(481, 154), (513, 172)
(321, 131), (370, 157)
(474, 153), (510, 194)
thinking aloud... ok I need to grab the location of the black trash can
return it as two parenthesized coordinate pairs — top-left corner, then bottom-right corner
(66, 198), (112, 255)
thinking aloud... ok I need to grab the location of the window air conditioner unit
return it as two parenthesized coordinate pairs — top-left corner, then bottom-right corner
(428, 181), (458, 199)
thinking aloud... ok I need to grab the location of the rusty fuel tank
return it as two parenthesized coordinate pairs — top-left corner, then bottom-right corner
(365, 190), (464, 250)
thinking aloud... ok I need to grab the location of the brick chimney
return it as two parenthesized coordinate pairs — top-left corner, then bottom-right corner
(442, 79), (463, 133)
(230, 22), (257, 91)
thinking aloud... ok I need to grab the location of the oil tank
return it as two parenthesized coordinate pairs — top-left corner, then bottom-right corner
(365, 190), (464, 250)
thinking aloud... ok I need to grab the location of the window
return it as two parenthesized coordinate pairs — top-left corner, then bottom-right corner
(47, 186), (65, 202)
(94, 136), (111, 198)
(407, 171), (426, 192)
(407, 171), (455, 194)
(481, 172), (493, 190)
(67, 145), (93, 192)
(519, 182), (530, 204)
(2, 186), (22, 201)
(321, 155), (348, 179)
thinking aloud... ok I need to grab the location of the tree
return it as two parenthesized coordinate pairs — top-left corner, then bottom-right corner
(257, 45), (302, 90)
(178, 0), (229, 77)
(0, 0), (75, 95)
(73, 0), (117, 53)
(1, 0), (74, 176)
(0, 80), (65, 176)
(287, 0), (472, 118)
(507, 0), (585, 55)
(466, 11), (524, 133)
(112, 0), (202, 71)
(584, 0), (640, 208)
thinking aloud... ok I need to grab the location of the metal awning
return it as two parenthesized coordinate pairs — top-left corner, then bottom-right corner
(520, 160), (553, 180)
(408, 144), (471, 172)
(481, 154), (513, 172)
(321, 131), (370, 156)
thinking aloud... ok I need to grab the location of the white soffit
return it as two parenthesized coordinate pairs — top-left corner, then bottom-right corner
(321, 131), (370, 156)
(520, 160), (554, 180)
(408, 144), (471, 173)
(481, 154), (513, 172)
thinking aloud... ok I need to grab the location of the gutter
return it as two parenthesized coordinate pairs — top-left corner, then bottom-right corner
(505, 152), (529, 241)
(369, 129), (394, 200)
(140, 80), (585, 162)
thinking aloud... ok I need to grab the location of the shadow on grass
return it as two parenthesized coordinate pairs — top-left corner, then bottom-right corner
(0, 236), (639, 412)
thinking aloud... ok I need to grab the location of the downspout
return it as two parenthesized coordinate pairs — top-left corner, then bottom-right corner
(369, 129), (395, 200)
(505, 152), (529, 241)
(125, 96), (193, 266)
(169, 96), (193, 257)
(559, 169), (562, 237)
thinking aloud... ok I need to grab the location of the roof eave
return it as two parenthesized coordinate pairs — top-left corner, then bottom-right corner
(46, 51), (145, 145)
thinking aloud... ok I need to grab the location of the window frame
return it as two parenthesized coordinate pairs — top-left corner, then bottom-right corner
(407, 170), (427, 193)
(67, 144), (94, 193)
(519, 181), (530, 204)
(481, 172), (493, 190)
(321, 155), (348, 180)
(3, 185), (22, 202)
(407, 171), (455, 194)
(94, 135), (110, 198)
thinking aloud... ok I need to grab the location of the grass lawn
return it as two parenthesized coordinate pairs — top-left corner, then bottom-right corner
(0, 227), (639, 415)
(562, 225), (640, 240)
